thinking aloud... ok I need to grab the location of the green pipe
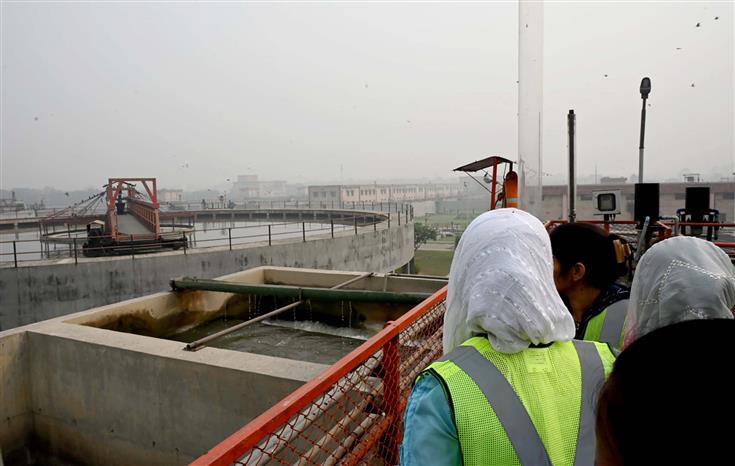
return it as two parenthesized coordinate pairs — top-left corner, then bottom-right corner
(170, 277), (431, 304)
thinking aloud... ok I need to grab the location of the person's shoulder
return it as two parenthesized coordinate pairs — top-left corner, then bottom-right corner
(609, 283), (631, 298)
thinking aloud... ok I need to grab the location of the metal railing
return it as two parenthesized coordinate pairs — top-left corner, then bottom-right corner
(0, 211), (414, 268)
(192, 286), (447, 466)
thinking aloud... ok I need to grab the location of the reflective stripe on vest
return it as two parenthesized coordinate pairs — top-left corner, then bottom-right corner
(440, 341), (604, 466)
(571, 340), (605, 466)
(444, 345), (553, 466)
(599, 299), (629, 349)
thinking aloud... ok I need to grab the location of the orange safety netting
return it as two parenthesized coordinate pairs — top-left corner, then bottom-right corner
(193, 287), (447, 466)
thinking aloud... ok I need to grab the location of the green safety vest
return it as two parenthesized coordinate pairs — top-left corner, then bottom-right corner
(582, 299), (629, 351)
(424, 336), (615, 466)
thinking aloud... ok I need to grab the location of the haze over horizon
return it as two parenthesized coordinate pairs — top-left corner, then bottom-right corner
(2, 2), (733, 192)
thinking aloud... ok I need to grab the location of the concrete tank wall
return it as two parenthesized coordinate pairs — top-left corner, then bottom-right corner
(0, 332), (32, 466)
(0, 320), (328, 466)
(0, 224), (414, 331)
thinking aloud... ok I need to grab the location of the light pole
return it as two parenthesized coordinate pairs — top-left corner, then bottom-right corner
(638, 77), (651, 183)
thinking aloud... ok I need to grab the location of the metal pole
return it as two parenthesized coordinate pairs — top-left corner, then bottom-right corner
(638, 77), (651, 183)
(354, 217), (358, 235)
(567, 109), (577, 223)
(268, 225), (272, 246)
(302, 222), (306, 242)
(331, 219), (334, 238)
(639, 99), (647, 183)
(73, 238), (78, 265)
(13, 241), (17, 268)
(183, 232), (187, 255)
(490, 160), (498, 209)
(228, 228), (232, 250)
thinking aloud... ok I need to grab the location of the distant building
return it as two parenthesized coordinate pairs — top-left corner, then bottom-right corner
(541, 181), (734, 221)
(159, 189), (184, 203)
(307, 182), (464, 207)
(600, 176), (627, 184)
(231, 175), (287, 200)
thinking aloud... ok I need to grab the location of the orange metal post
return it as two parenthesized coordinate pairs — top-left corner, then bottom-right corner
(380, 331), (401, 464)
(490, 160), (498, 210)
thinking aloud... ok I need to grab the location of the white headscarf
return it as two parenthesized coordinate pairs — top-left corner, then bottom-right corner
(623, 236), (735, 349)
(442, 209), (575, 354)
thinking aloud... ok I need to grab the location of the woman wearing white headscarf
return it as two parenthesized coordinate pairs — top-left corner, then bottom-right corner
(623, 236), (735, 349)
(401, 209), (616, 466)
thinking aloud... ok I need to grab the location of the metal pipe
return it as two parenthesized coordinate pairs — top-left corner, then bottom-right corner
(387, 272), (448, 280)
(182, 272), (373, 351)
(330, 272), (373, 289)
(567, 109), (576, 223)
(171, 278), (429, 304)
(185, 300), (302, 351)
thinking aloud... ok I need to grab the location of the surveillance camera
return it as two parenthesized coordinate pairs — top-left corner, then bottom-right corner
(483, 173), (493, 184)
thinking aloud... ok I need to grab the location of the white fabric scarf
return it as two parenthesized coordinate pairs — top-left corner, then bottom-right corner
(443, 209), (575, 354)
(624, 235), (735, 348)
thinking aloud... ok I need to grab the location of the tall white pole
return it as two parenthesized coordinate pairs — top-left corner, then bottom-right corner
(518, 0), (544, 218)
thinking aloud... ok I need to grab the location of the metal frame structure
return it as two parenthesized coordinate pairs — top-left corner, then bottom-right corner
(454, 156), (514, 210)
(106, 178), (160, 240)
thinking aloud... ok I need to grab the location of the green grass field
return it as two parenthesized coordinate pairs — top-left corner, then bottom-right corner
(414, 250), (454, 276)
(418, 212), (480, 230)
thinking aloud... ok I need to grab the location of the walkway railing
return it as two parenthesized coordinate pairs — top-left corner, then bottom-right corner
(192, 286), (447, 466)
(0, 211), (413, 268)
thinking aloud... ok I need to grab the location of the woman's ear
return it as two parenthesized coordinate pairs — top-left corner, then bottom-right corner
(571, 262), (587, 283)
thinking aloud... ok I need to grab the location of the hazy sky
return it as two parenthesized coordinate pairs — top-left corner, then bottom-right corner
(1, 1), (733, 191)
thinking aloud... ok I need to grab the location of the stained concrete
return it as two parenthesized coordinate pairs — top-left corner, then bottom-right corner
(0, 265), (438, 466)
(0, 224), (414, 331)
(0, 318), (329, 466)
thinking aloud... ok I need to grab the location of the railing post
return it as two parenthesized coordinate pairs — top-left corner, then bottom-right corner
(13, 241), (17, 268)
(228, 228), (232, 250)
(388, 214), (391, 229)
(374, 219), (377, 232)
(398, 211), (401, 225)
(73, 238), (78, 265)
(268, 225), (272, 246)
(354, 217), (358, 235)
(183, 232), (187, 255)
(381, 331), (402, 465)
(302, 222), (306, 242)
(331, 219), (334, 238)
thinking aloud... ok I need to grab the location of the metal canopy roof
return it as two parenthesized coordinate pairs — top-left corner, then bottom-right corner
(453, 156), (514, 172)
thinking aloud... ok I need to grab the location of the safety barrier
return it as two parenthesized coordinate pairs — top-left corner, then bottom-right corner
(545, 219), (734, 258)
(0, 211), (412, 267)
(543, 219), (656, 247)
(192, 286), (448, 466)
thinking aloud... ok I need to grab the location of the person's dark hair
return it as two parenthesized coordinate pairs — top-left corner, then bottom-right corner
(596, 319), (735, 465)
(549, 223), (626, 289)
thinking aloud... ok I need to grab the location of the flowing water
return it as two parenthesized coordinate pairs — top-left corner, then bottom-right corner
(169, 318), (380, 365)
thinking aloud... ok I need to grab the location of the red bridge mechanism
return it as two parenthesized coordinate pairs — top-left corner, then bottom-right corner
(105, 177), (161, 240)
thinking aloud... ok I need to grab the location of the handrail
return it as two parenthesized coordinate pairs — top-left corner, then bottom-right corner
(191, 286), (448, 466)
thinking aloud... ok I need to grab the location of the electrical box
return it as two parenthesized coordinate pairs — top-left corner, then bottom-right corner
(592, 190), (622, 215)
